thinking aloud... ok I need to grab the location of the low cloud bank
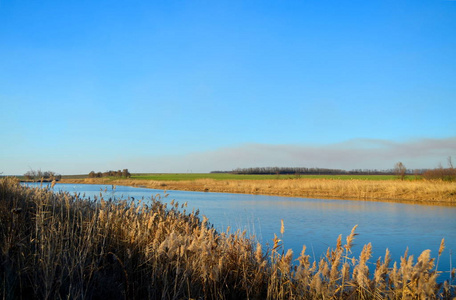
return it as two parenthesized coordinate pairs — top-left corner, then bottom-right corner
(5, 137), (454, 175)
(129, 137), (456, 173)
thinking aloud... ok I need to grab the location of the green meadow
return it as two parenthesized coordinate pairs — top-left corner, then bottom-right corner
(128, 173), (411, 181)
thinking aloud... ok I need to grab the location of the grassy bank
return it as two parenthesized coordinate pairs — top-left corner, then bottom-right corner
(131, 173), (408, 181)
(51, 173), (412, 181)
(60, 176), (456, 205)
(1, 177), (454, 299)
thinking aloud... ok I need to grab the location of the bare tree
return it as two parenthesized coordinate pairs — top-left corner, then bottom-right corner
(447, 156), (456, 181)
(24, 170), (36, 180)
(23, 169), (60, 181)
(394, 162), (407, 180)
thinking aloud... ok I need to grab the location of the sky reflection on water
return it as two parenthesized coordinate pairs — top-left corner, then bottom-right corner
(25, 182), (456, 281)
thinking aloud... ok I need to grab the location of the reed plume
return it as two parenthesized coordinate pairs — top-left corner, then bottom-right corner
(0, 178), (454, 299)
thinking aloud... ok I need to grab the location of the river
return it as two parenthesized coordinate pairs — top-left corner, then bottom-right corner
(25, 182), (456, 282)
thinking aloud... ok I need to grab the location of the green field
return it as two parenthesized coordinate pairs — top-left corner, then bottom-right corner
(129, 173), (412, 181)
(130, 173), (280, 181)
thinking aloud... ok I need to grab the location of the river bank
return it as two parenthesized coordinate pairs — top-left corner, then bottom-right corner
(59, 177), (456, 205)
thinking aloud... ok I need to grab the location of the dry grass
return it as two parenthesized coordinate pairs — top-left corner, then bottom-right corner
(62, 177), (456, 204)
(1, 177), (455, 299)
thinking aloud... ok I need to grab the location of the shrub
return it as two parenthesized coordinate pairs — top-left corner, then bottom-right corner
(422, 167), (456, 181)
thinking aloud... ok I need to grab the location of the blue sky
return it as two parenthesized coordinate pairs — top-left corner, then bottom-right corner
(1, 0), (455, 175)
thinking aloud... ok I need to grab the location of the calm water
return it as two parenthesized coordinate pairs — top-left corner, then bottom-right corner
(26, 183), (456, 281)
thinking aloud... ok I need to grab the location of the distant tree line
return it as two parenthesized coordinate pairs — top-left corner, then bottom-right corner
(24, 170), (61, 181)
(225, 167), (399, 175)
(88, 169), (131, 178)
(212, 157), (456, 182)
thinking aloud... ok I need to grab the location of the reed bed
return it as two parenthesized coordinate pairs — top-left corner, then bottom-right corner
(1, 177), (454, 299)
(63, 177), (456, 204)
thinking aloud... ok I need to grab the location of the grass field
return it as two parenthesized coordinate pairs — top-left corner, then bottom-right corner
(8, 173), (415, 182)
(131, 173), (281, 181)
(129, 173), (411, 181)
(59, 174), (456, 204)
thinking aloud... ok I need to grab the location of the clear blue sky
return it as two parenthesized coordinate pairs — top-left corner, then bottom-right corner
(1, 0), (455, 175)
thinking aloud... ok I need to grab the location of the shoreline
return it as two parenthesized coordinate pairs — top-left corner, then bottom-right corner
(59, 177), (456, 206)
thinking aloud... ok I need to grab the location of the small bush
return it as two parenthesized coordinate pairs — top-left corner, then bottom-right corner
(422, 168), (456, 182)
(88, 169), (131, 178)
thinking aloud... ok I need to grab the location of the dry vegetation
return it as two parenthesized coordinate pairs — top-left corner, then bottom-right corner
(1, 177), (455, 299)
(62, 177), (456, 205)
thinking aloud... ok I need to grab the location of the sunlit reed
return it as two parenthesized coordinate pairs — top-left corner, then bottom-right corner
(1, 177), (454, 299)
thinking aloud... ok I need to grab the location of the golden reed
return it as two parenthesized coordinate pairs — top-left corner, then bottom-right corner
(62, 177), (456, 204)
(2, 177), (454, 299)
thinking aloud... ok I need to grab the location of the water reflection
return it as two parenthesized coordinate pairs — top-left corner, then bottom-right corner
(25, 182), (456, 281)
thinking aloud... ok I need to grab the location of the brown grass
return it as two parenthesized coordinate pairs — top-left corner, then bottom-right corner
(61, 177), (456, 205)
(1, 177), (455, 299)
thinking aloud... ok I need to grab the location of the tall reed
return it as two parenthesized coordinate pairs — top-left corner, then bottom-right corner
(1, 178), (454, 299)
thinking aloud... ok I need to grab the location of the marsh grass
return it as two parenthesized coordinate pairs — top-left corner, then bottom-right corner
(63, 177), (456, 204)
(1, 178), (455, 299)
(128, 174), (404, 181)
